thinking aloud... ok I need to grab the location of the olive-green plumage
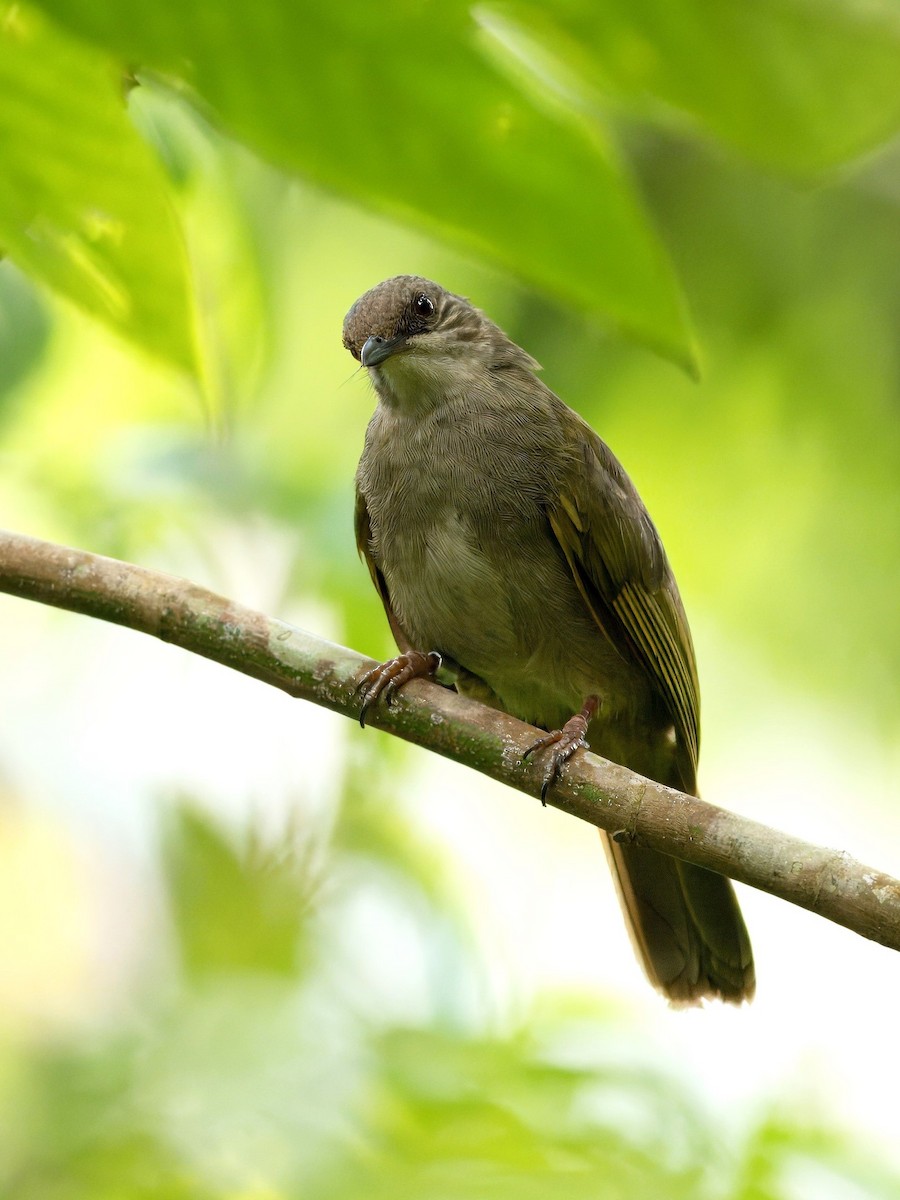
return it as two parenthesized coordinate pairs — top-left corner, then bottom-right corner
(344, 275), (754, 1004)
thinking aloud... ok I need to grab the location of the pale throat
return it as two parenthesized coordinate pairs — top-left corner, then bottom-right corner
(369, 348), (488, 413)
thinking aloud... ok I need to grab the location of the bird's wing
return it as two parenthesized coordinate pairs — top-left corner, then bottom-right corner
(548, 423), (752, 1003)
(547, 423), (700, 785)
(354, 487), (413, 653)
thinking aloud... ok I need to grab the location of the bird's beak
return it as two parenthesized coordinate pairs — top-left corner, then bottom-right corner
(361, 333), (406, 368)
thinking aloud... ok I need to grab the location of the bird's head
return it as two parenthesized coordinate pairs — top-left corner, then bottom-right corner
(342, 275), (539, 410)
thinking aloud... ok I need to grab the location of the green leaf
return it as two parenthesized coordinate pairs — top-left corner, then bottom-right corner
(486, 0), (900, 175)
(162, 805), (313, 980)
(31, 0), (695, 368)
(0, 4), (198, 373)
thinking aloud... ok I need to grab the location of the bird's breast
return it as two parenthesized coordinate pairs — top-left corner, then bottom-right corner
(357, 399), (646, 729)
(379, 503), (521, 666)
(364, 490), (626, 728)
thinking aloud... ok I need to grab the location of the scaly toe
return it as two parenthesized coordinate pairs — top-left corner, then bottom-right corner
(523, 696), (599, 805)
(355, 651), (441, 727)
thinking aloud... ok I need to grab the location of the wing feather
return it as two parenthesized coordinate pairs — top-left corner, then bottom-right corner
(548, 428), (700, 781)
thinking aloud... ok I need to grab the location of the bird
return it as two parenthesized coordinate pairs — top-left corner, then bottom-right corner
(342, 275), (754, 1004)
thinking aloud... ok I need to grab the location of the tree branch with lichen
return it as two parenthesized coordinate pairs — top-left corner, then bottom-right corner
(1, 527), (899, 955)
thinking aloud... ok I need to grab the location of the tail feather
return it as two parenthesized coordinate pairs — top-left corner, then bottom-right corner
(602, 834), (755, 1004)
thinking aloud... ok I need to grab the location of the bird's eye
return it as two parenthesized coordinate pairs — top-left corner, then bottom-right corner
(414, 293), (435, 318)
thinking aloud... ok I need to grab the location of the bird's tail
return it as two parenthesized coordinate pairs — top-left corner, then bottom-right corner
(602, 833), (754, 1004)
(601, 748), (754, 1005)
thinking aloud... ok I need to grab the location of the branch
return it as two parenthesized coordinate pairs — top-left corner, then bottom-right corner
(1, 528), (898, 954)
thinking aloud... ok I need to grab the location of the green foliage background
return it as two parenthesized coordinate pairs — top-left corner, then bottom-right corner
(0, 0), (899, 1196)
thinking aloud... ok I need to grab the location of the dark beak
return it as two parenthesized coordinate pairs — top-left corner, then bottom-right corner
(361, 333), (405, 368)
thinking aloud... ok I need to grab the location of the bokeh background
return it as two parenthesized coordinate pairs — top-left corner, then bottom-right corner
(1, 1), (899, 1196)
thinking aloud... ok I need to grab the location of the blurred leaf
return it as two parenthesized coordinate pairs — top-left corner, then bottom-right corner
(0, 263), (50, 413)
(587, 137), (900, 728)
(736, 1109), (900, 1200)
(129, 87), (279, 422)
(487, 0), (900, 175)
(7, 1041), (221, 1199)
(1, 787), (897, 1199)
(311, 1025), (715, 1199)
(163, 805), (314, 980)
(0, 3), (198, 374)
(33, 0), (695, 368)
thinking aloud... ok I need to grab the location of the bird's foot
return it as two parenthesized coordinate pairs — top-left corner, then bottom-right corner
(523, 695), (600, 806)
(356, 650), (442, 728)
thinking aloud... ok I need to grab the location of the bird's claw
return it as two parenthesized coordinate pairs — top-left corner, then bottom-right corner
(356, 650), (442, 727)
(523, 695), (599, 806)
